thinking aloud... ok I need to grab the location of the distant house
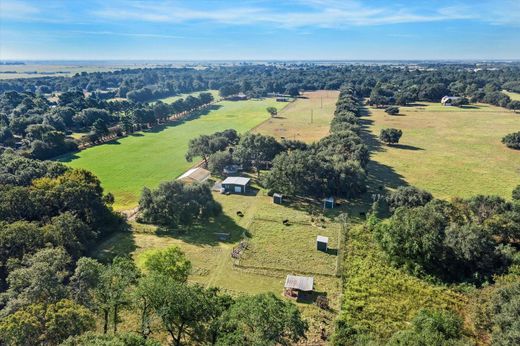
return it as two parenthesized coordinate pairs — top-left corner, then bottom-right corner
(177, 167), (211, 184)
(441, 96), (461, 106)
(221, 177), (251, 194)
(225, 93), (248, 101)
(323, 197), (335, 209)
(284, 275), (314, 298)
(276, 97), (289, 102)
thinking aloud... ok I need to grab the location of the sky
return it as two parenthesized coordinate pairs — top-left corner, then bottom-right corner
(0, 0), (519, 61)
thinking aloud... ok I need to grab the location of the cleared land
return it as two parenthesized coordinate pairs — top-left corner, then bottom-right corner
(154, 90), (220, 104)
(93, 91), (342, 342)
(59, 98), (285, 210)
(255, 90), (339, 143)
(363, 102), (520, 199)
(503, 90), (520, 101)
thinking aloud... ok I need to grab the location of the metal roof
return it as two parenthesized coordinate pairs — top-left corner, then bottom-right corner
(317, 235), (329, 243)
(284, 275), (314, 291)
(178, 167), (211, 183)
(221, 177), (251, 186)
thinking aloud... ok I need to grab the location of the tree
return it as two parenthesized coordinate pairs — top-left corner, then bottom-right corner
(386, 186), (433, 211)
(91, 118), (109, 141)
(266, 106), (278, 117)
(61, 331), (161, 346)
(92, 257), (139, 334)
(388, 309), (464, 346)
(208, 151), (234, 175)
(385, 106), (399, 115)
(513, 185), (520, 201)
(186, 130), (238, 166)
(491, 282), (520, 346)
(137, 274), (218, 346)
(216, 293), (307, 345)
(0, 300), (95, 346)
(234, 133), (282, 173)
(138, 180), (221, 228)
(502, 132), (520, 150)
(380, 128), (403, 145)
(3, 247), (71, 314)
(69, 257), (104, 309)
(144, 246), (191, 282)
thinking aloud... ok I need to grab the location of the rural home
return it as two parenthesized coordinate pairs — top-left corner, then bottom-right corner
(177, 167), (211, 184)
(221, 176), (251, 194)
(441, 96), (461, 106)
(284, 275), (314, 299)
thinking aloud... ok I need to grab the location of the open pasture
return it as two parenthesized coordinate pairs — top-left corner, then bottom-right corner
(154, 89), (220, 104)
(255, 90), (339, 143)
(59, 98), (284, 210)
(363, 102), (520, 199)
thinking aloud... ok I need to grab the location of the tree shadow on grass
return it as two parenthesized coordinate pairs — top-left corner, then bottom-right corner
(151, 212), (250, 246)
(91, 229), (137, 264)
(145, 104), (223, 134)
(390, 143), (424, 151)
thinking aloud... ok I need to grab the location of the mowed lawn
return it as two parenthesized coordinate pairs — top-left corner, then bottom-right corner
(153, 89), (220, 104)
(59, 98), (284, 210)
(255, 90), (339, 143)
(364, 102), (520, 199)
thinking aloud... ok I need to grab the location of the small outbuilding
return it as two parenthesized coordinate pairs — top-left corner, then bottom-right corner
(273, 193), (283, 204)
(316, 235), (329, 252)
(177, 167), (211, 184)
(441, 96), (461, 106)
(323, 197), (335, 209)
(221, 177), (251, 194)
(284, 275), (314, 298)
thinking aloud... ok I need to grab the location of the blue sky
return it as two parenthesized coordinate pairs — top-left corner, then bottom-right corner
(0, 0), (519, 60)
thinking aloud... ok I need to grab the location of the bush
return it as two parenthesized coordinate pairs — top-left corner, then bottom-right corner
(380, 128), (403, 145)
(513, 185), (520, 201)
(138, 180), (221, 227)
(502, 132), (520, 149)
(385, 106), (399, 115)
(387, 186), (433, 210)
(388, 309), (465, 346)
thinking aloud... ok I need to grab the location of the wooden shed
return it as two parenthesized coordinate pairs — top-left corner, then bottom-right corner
(316, 235), (329, 252)
(273, 193), (283, 204)
(284, 275), (314, 298)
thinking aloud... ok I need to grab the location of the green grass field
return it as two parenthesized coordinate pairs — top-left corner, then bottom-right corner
(363, 102), (520, 199)
(154, 90), (220, 104)
(255, 90), (339, 143)
(503, 90), (520, 101)
(59, 98), (284, 210)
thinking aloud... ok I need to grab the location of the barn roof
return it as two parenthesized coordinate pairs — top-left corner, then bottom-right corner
(178, 167), (211, 183)
(284, 275), (314, 291)
(222, 177), (251, 186)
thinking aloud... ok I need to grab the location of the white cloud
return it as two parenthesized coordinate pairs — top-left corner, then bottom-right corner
(71, 30), (184, 39)
(91, 0), (479, 27)
(0, 0), (39, 19)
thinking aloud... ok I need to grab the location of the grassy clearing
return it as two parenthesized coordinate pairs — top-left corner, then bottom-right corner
(58, 98), (284, 210)
(154, 90), (220, 104)
(255, 90), (339, 143)
(363, 102), (520, 199)
(503, 90), (520, 101)
(91, 91), (343, 341)
(340, 223), (466, 341)
(93, 185), (343, 342)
